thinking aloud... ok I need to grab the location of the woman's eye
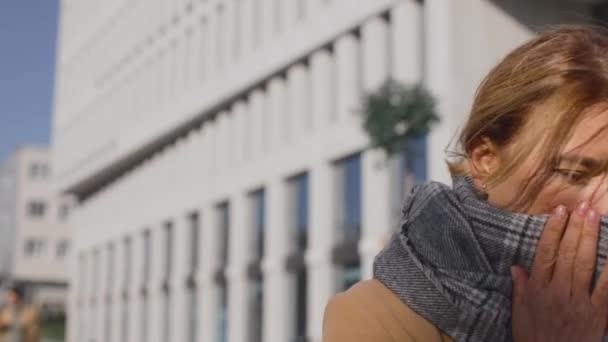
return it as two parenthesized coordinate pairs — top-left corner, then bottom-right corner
(554, 168), (589, 184)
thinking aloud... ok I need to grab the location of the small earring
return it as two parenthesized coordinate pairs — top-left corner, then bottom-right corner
(478, 182), (489, 200)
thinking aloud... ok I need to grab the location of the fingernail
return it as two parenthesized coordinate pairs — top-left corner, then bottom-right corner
(588, 209), (599, 225)
(577, 201), (590, 215)
(553, 205), (566, 218)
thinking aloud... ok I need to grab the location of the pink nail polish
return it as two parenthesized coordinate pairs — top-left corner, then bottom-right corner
(577, 201), (589, 215)
(553, 205), (566, 218)
(588, 209), (599, 225)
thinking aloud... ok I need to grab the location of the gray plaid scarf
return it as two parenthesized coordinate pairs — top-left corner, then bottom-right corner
(374, 176), (608, 342)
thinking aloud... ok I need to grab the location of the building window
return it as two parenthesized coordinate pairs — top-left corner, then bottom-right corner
(217, 285), (228, 342)
(335, 153), (362, 291)
(249, 278), (263, 342)
(217, 203), (230, 268)
(251, 189), (265, 260)
(189, 213), (200, 275)
(340, 154), (361, 242)
(342, 261), (361, 292)
(91, 249), (100, 337)
(187, 212), (199, 342)
(58, 204), (69, 221)
(105, 243), (114, 342)
(287, 172), (309, 340)
(290, 174), (309, 251)
(141, 230), (151, 342)
(122, 238), (131, 342)
(162, 222), (174, 342)
(143, 231), (151, 285)
(27, 201), (46, 218)
(28, 162), (49, 180)
(399, 136), (428, 199)
(24, 238), (46, 257)
(188, 283), (198, 342)
(216, 202), (229, 342)
(164, 222), (174, 279)
(56, 240), (69, 259)
(248, 189), (265, 342)
(295, 269), (308, 339)
(124, 238), (132, 291)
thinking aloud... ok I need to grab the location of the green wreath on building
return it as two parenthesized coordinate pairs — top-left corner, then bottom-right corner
(361, 78), (440, 156)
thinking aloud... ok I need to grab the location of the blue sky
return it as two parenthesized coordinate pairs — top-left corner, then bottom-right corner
(0, 1), (59, 161)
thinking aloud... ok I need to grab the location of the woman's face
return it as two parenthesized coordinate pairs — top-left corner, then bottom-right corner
(483, 110), (608, 215)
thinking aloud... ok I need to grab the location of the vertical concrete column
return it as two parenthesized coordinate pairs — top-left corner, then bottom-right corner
(198, 16), (209, 84)
(425, 0), (453, 184)
(360, 16), (392, 279)
(391, 0), (423, 84)
(183, 28), (193, 93)
(335, 34), (360, 122)
(307, 161), (337, 342)
(66, 253), (80, 342)
(260, 0), (275, 45)
(217, 2), (228, 72)
(268, 77), (287, 152)
(227, 194), (250, 342)
(287, 63), (310, 139)
(249, 90), (264, 160)
(282, 0), (297, 32)
(262, 178), (294, 342)
(206, 7), (219, 81)
(231, 101), (246, 166)
(216, 111), (229, 176)
(310, 49), (333, 131)
(241, 0), (255, 55)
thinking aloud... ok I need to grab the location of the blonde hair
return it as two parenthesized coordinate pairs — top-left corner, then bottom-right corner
(449, 25), (608, 210)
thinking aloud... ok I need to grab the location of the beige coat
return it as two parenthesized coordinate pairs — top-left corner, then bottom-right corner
(323, 279), (453, 342)
(0, 304), (40, 342)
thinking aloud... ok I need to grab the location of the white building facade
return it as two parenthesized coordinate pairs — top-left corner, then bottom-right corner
(53, 0), (603, 341)
(0, 146), (70, 314)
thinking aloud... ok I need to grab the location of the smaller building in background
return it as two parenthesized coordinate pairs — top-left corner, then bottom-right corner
(0, 145), (70, 318)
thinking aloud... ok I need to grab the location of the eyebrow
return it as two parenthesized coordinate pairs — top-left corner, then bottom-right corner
(558, 154), (608, 170)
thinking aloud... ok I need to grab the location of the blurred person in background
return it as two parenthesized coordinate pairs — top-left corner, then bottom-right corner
(324, 25), (608, 342)
(0, 285), (39, 342)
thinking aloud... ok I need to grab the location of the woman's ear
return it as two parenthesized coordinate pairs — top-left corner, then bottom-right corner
(469, 137), (501, 184)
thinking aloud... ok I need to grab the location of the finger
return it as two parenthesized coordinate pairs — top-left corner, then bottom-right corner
(553, 201), (588, 294)
(573, 208), (600, 296)
(511, 265), (529, 306)
(530, 205), (568, 285)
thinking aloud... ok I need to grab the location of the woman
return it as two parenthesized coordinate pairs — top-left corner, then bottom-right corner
(0, 285), (40, 342)
(323, 25), (608, 342)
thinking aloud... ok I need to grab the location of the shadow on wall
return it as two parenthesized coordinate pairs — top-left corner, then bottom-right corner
(490, 0), (607, 30)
